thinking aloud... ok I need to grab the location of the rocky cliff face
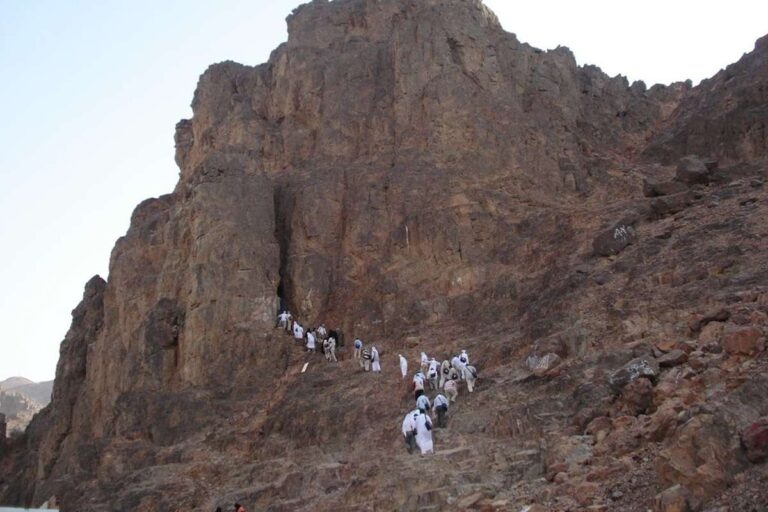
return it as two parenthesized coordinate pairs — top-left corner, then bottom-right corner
(2, 1), (767, 511)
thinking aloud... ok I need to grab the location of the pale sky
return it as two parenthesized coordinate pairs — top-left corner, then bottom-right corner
(1, 0), (766, 383)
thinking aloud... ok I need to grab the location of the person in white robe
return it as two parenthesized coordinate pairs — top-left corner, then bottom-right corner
(399, 354), (408, 379)
(465, 364), (478, 392)
(371, 346), (381, 373)
(416, 394), (431, 414)
(420, 352), (429, 374)
(433, 394), (449, 428)
(452, 354), (467, 380)
(306, 330), (316, 352)
(427, 358), (440, 389)
(293, 322), (304, 342)
(328, 337), (338, 362)
(401, 409), (419, 454)
(414, 411), (434, 455)
(439, 360), (451, 389)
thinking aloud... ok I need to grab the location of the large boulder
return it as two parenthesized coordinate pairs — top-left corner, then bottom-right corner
(655, 484), (692, 512)
(675, 155), (713, 185)
(722, 325), (765, 356)
(593, 223), (637, 257)
(643, 179), (689, 198)
(609, 357), (660, 392)
(741, 418), (768, 463)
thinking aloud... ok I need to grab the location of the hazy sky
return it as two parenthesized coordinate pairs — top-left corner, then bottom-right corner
(1, 0), (766, 382)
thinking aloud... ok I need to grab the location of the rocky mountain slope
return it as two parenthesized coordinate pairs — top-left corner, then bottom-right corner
(1, 1), (767, 510)
(0, 379), (53, 434)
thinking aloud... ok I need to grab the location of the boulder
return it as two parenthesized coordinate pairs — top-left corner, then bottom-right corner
(609, 357), (660, 392)
(741, 418), (768, 463)
(675, 155), (712, 185)
(689, 309), (731, 333)
(620, 376), (655, 415)
(655, 484), (691, 512)
(658, 350), (689, 368)
(722, 325), (765, 356)
(593, 223), (637, 257)
(650, 192), (694, 218)
(525, 352), (562, 376)
(643, 179), (689, 198)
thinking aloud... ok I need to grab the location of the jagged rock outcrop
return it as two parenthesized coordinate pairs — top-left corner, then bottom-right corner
(1, 0), (767, 510)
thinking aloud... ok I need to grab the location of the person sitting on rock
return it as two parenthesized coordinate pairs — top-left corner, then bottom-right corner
(354, 338), (363, 364)
(414, 409), (434, 455)
(399, 354), (408, 379)
(277, 310), (291, 331)
(413, 372), (426, 400)
(416, 393), (431, 414)
(401, 409), (419, 454)
(362, 347), (372, 371)
(427, 358), (440, 389)
(371, 346), (381, 373)
(433, 393), (449, 428)
(306, 329), (316, 353)
(439, 360), (451, 389)
(465, 364), (478, 393)
(444, 377), (458, 402)
(328, 336), (338, 362)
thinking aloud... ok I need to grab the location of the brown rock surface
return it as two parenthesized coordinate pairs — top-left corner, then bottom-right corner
(1, 1), (768, 511)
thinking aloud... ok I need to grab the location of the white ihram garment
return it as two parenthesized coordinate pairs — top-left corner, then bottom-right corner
(415, 412), (434, 454)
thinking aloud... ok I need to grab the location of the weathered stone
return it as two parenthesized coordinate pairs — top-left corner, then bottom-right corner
(620, 375), (655, 415)
(722, 325), (765, 356)
(609, 357), (660, 392)
(655, 484), (691, 512)
(675, 156), (712, 185)
(525, 352), (563, 376)
(658, 350), (689, 368)
(741, 418), (768, 463)
(643, 179), (689, 198)
(593, 223), (637, 257)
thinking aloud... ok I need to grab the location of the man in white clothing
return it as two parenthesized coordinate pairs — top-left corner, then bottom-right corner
(414, 411), (434, 455)
(401, 409), (419, 454)
(444, 378), (458, 402)
(371, 346), (381, 373)
(399, 354), (408, 379)
(277, 311), (291, 331)
(439, 360), (451, 389)
(306, 330), (316, 353)
(328, 337), (338, 362)
(416, 394), (431, 414)
(465, 365), (478, 392)
(293, 322), (304, 343)
(427, 358), (439, 390)
(433, 394), (449, 428)
(452, 354), (467, 380)
(420, 352), (429, 375)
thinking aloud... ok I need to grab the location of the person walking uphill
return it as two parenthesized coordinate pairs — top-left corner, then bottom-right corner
(433, 393), (449, 428)
(362, 347), (372, 372)
(399, 354), (408, 379)
(277, 310), (291, 332)
(306, 329), (316, 353)
(354, 339), (363, 365)
(414, 410), (434, 455)
(371, 346), (381, 373)
(402, 409), (419, 454)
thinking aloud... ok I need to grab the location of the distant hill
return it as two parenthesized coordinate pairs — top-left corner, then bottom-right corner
(0, 378), (53, 434)
(0, 377), (34, 392)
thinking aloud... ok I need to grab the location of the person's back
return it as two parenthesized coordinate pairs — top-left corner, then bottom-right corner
(416, 394), (431, 413)
(433, 394), (449, 427)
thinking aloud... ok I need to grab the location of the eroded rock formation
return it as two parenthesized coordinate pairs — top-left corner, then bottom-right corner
(1, 0), (767, 510)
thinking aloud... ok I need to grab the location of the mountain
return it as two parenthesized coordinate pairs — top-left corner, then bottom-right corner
(0, 378), (34, 393)
(0, 379), (53, 434)
(1, 1), (766, 511)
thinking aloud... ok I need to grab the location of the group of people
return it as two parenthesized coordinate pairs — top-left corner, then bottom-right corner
(278, 310), (481, 457)
(277, 310), (340, 363)
(399, 350), (478, 455)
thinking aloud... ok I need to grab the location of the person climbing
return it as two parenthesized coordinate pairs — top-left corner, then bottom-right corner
(420, 352), (429, 375)
(322, 337), (331, 360)
(452, 353), (466, 380)
(444, 377), (458, 402)
(362, 347), (372, 372)
(414, 409), (434, 455)
(460, 349), (469, 366)
(401, 409), (419, 454)
(439, 359), (451, 389)
(416, 393), (431, 414)
(465, 364), (478, 393)
(354, 338), (363, 362)
(328, 336), (338, 362)
(293, 322), (304, 343)
(427, 358), (439, 390)
(306, 329), (316, 353)
(412, 372), (426, 400)
(399, 354), (408, 379)
(277, 310), (291, 331)
(317, 324), (328, 340)
(371, 346), (381, 373)
(433, 393), (449, 428)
